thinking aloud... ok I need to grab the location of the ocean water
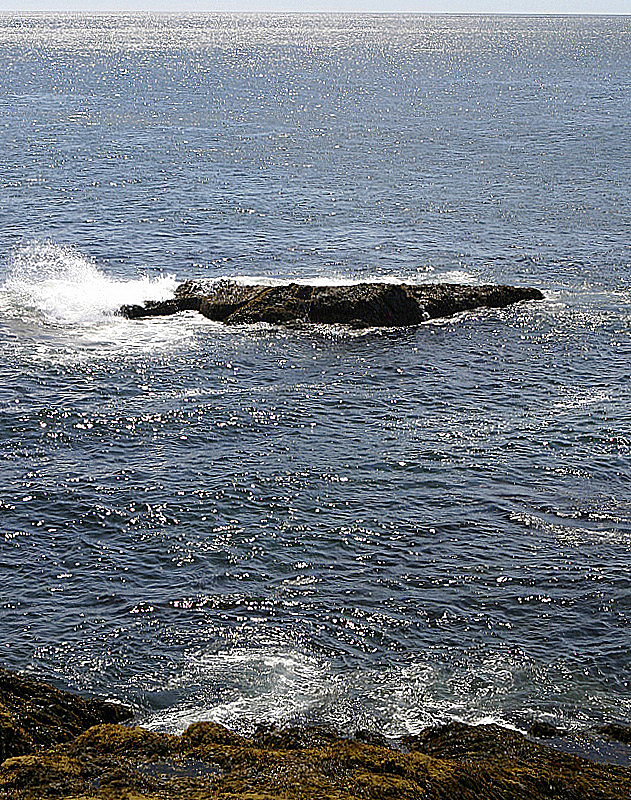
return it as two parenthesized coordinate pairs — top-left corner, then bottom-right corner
(1, 13), (630, 741)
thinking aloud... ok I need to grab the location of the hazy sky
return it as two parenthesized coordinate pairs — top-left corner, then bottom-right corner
(1, 2), (629, 14)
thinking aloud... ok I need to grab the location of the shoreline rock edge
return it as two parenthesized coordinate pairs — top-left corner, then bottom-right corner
(1, 668), (630, 799)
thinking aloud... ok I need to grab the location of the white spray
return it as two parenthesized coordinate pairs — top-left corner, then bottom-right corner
(1, 242), (177, 326)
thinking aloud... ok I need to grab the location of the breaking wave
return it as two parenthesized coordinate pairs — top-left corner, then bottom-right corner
(0, 242), (177, 326)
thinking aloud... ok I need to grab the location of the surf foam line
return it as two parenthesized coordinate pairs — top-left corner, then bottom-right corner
(1, 242), (177, 326)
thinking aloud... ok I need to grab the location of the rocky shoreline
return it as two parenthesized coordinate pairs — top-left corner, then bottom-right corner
(1, 669), (630, 799)
(120, 280), (544, 328)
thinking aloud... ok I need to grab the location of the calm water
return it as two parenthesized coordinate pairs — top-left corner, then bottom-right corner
(1, 14), (630, 739)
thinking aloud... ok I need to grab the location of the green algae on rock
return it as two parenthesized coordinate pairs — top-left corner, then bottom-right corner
(120, 280), (544, 328)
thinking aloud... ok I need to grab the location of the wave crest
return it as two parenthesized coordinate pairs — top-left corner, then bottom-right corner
(1, 242), (177, 326)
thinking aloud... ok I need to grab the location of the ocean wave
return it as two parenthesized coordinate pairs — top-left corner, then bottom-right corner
(0, 242), (177, 326)
(140, 642), (623, 740)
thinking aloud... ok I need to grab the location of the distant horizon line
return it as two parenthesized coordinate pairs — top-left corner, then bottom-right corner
(0, 9), (629, 15)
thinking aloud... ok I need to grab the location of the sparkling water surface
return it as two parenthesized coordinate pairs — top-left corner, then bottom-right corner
(1, 14), (630, 739)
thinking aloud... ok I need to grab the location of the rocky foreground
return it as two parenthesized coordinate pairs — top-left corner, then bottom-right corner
(120, 280), (543, 327)
(2, 669), (631, 799)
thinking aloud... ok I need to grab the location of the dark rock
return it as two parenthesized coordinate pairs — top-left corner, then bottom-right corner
(0, 668), (131, 760)
(403, 721), (540, 760)
(529, 721), (566, 739)
(119, 295), (201, 319)
(181, 720), (247, 749)
(596, 724), (631, 745)
(0, 707), (31, 763)
(251, 723), (341, 751)
(119, 280), (544, 327)
(354, 729), (388, 748)
(196, 281), (270, 322)
(406, 282), (543, 320)
(222, 282), (424, 327)
(119, 299), (180, 319)
(68, 723), (175, 760)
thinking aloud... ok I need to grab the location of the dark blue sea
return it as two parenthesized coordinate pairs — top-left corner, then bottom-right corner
(1, 13), (630, 740)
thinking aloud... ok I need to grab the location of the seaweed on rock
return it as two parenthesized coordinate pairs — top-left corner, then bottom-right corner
(1, 670), (630, 799)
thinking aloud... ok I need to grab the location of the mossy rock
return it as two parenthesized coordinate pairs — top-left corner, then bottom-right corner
(69, 724), (177, 759)
(0, 706), (33, 762)
(1, 670), (630, 800)
(0, 669), (131, 760)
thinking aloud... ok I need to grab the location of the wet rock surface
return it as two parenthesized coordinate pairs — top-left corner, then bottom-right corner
(0, 669), (131, 763)
(1, 670), (630, 799)
(596, 723), (631, 745)
(120, 280), (544, 327)
(528, 720), (567, 739)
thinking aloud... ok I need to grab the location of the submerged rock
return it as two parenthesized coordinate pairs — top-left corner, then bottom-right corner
(528, 720), (566, 739)
(596, 724), (631, 745)
(120, 280), (544, 328)
(1, 669), (630, 800)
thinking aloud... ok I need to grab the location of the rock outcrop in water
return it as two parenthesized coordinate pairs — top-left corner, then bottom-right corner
(120, 280), (544, 327)
(1, 669), (630, 800)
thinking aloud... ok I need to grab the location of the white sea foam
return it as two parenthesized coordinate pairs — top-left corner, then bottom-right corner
(210, 269), (478, 288)
(143, 648), (339, 734)
(142, 644), (574, 739)
(1, 242), (177, 326)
